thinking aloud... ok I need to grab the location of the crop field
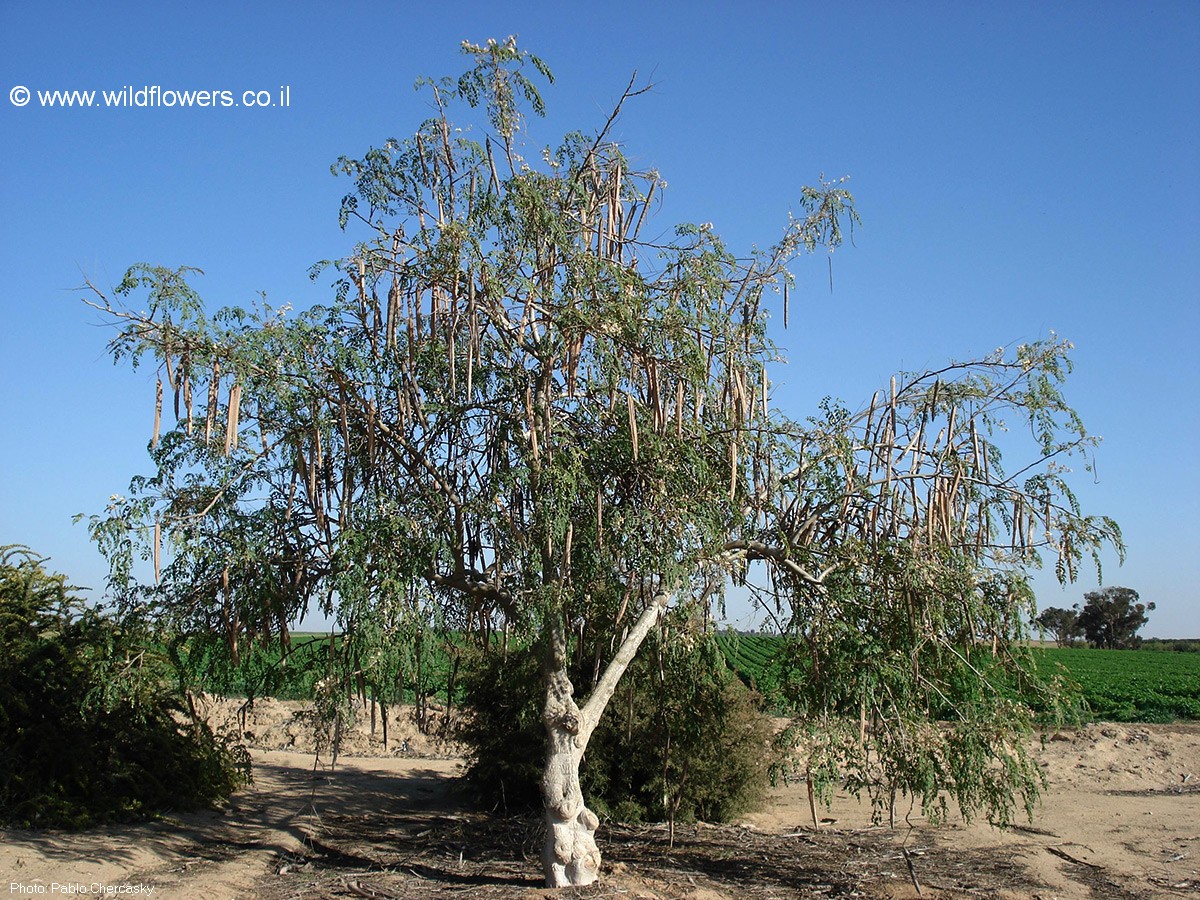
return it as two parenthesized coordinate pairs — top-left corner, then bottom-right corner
(712, 631), (787, 708)
(713, 633), (1200, 723)
(1033, 646), (1200, 722)
(179, 629), (1200, 724)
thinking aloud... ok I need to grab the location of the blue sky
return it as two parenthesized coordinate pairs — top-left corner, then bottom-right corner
(2, 2), (1196, 637)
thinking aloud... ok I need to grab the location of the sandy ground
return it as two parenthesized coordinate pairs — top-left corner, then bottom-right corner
(1, 701), (1197, 899)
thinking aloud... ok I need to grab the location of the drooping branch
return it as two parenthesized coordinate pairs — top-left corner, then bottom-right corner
(578, 584), (669, 746)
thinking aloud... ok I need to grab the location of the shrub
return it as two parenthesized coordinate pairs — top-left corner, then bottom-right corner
(458, 625), (774, 825)
(0, 546), (250, 828)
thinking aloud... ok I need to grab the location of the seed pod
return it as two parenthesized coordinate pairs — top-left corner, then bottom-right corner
(627, 393), (639, 461)
(152, 377), (163, 448)
(761, 365), (769, 420)
(224, 381), (242, 456)
(183, 372), (193, 435)
(205, 360), (220, 445)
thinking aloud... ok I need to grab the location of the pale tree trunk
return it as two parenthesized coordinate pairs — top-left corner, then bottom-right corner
(540, 589), (669, 887)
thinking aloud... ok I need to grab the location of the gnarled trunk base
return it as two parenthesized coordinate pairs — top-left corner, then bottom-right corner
(539, 591), (669, 886)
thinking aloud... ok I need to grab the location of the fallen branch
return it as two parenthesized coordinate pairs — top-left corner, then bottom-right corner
(1046, 845), (1104, 870)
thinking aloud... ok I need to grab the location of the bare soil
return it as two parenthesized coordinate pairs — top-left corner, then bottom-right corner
(2, 700), (1197, 899)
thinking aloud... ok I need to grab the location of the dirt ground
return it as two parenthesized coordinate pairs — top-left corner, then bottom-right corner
(2, 700), (1197, 899)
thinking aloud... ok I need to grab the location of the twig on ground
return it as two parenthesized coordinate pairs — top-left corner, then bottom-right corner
(902, 847), (923, 895)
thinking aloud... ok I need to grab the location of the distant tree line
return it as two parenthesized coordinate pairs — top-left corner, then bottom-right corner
(1036, 586), (1155, 649)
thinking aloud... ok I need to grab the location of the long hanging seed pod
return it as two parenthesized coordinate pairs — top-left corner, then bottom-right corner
(562, 521), (574, 579)
(1012, 497), (1023, 550)
(181, 367), (193, 434)
(313, 418), (324, 477)
(943, 486), (955, 544)
(783, 280), (790, 329)
(627, 393), (639, 461)
(631, 176), (656, 240)
(152, 377), (163, 448)
(285, 469), (297, 522)
(864, 391), (880, 467)
(761, 365), (769, 420)
(729, 439), (739, 500)
(926, 483), (937, 546)
(153, 521), (161, 583)
(224, 381), (242, 456)
(648, 359), (662, 433)
(466, 322), (476, 399)
(527, 389), (541, 466)
(205, 360), (220, 446)
(386, 277), (400, 350)
(596, 487), (604, 549)
(366, 400), (377, 470)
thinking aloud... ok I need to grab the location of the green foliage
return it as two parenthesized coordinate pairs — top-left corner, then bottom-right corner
(1077, 586), (1154, 649)
(1142, 638), (1200, 653)
(167, 631), (330, 702)
(455, 644), (546, 814)
(0, 546), (250, 829)
(1034, 646), (1200, 722)
(1035, 606), (1084, 646)
(459, 626), (773, 825)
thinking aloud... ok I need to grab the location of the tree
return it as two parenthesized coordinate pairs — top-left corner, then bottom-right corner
(80, 39), (1122, 886)
(1077, 587), (1153, 649)
(1036, 606), (1084, 646)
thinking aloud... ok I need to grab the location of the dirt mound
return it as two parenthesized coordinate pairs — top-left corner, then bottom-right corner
(1037, 721), (1199, 793)
(196, 695), (467, 760)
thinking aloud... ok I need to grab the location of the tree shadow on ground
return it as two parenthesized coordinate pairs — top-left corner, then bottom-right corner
(253, 810), (1054, 899)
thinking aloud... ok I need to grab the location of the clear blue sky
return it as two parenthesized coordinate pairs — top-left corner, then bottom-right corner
(2, 2), (1196, 637)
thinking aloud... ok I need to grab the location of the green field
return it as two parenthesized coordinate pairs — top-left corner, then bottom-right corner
(714, 633), (1200, 724)
(1033, 646), (1200, 722)
(179, 629), (1200, 724)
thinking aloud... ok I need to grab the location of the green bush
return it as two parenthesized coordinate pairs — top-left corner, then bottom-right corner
(0, 546), (250, 828)
(458, 626), (774, 825)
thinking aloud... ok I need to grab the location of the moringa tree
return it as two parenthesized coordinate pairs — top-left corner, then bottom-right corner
(82, 38), (1121, 887)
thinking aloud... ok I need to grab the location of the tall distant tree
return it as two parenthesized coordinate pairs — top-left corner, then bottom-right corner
(1036, 606), (1084, 646)
(81, 39), (1122, 887)
(1077, 587), (1153, 649)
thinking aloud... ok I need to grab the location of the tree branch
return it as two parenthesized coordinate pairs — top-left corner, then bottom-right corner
(578, 585), (668, 745)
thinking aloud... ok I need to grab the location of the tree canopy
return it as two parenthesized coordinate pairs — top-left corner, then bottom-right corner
(1077, 586), (1153, 649)
(1036, 605), (1084, 646)
(81, 38), (1123, 886)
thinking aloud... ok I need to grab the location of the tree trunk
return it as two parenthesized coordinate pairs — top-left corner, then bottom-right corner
(541, 659), (602, 887)
(539, 587), (669, 887)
